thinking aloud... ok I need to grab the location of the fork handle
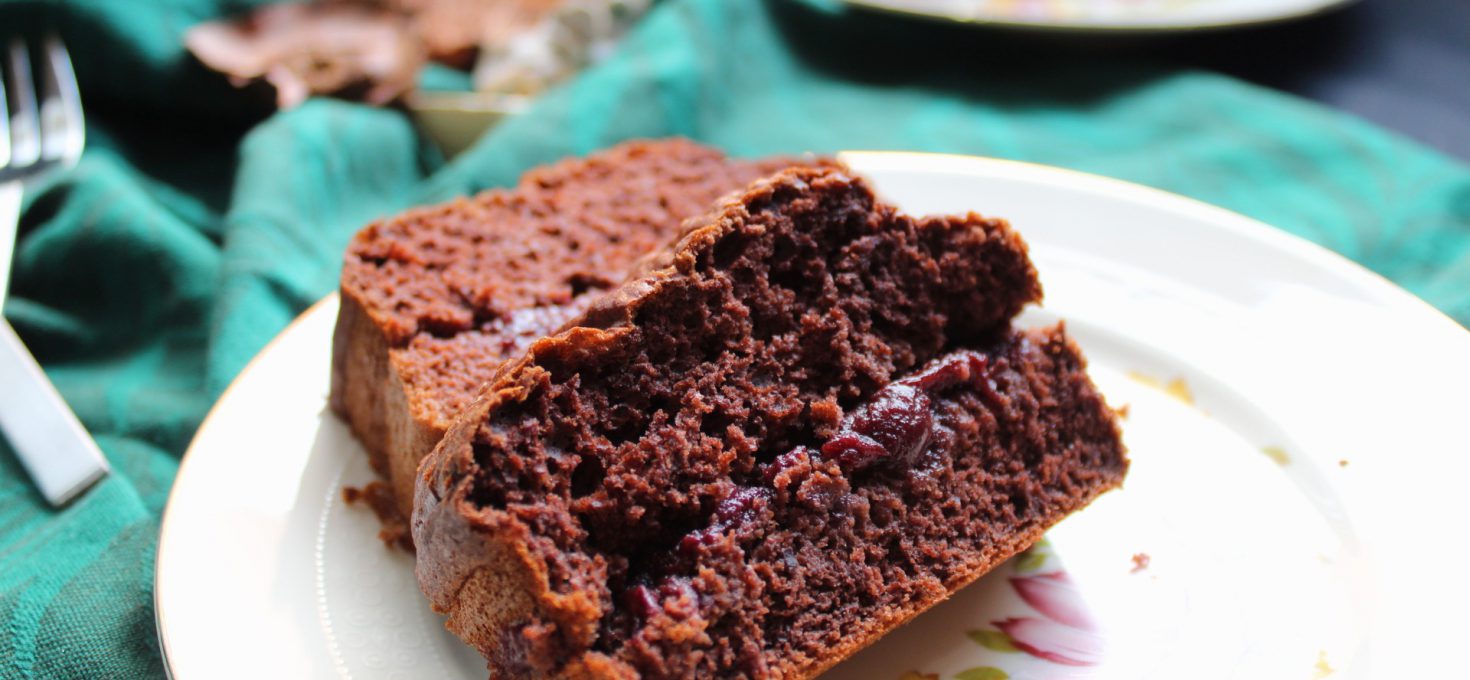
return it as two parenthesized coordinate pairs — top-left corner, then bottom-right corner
(0, 183), (17, 304)
(0, 319), (109, 506)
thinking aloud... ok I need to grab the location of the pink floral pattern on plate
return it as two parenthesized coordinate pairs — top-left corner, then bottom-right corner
(949, 542), (1108, 676)
(992, 571), (1104, 667)
(1008, 571), (1098, 631)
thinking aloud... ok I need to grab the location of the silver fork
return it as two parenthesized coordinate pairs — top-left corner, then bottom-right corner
(0, 35), (108, 507)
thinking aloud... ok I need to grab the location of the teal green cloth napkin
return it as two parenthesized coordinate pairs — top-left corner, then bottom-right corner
(2, 0), (1468, 676)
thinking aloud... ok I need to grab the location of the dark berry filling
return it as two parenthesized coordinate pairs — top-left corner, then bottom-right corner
(820, 350), (991, 473)
(655, 351), (998, 601)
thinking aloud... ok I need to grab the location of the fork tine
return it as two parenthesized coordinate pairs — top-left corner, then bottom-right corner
(4, 40), (39, 168)
(37, 34), (83, 165)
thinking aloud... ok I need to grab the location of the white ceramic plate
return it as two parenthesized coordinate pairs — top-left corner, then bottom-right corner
(843, 0), (1354, 32)
(155, 152), (1470, 680)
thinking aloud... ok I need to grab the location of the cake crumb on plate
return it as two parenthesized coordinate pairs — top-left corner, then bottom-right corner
(1130, 552), (1151, 573)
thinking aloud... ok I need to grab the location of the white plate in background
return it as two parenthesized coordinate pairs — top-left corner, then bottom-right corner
(155, 151), (1470, 679)
(843, 0), (1355, 32)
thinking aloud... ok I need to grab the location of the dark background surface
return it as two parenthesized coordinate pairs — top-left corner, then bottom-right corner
(841, 0), (1468, 160)
(1162, 0), (1469, 160)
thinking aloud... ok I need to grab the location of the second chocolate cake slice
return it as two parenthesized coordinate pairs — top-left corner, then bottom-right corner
(331, 140), (820, 545)
(414, 166), (1127, 678)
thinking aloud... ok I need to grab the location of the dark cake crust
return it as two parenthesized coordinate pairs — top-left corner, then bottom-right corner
(413, 167), (1125, 678)
(330, 139), (821, 544)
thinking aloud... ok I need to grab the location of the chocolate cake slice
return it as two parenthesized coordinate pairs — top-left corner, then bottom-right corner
(413, 166), (1127, 678)
(331, 139), (822, 544)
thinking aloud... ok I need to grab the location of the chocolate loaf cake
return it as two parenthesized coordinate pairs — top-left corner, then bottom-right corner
(413, 167), (1127, 678)
(331, 140), (817, 544)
